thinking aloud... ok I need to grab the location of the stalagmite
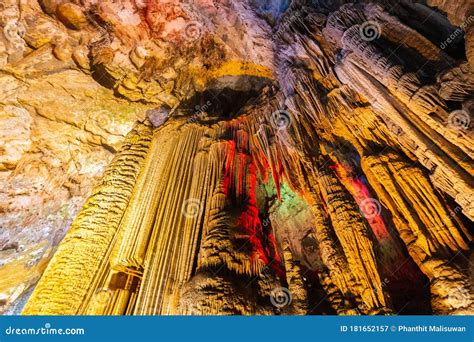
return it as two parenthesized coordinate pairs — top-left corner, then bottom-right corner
(281, 239), (309, 314)
(22, 122), (154, 315)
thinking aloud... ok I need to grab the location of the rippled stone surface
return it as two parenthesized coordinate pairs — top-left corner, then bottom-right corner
(0, 0), (473, 315)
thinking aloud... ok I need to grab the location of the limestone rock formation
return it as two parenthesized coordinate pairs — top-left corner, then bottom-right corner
(0, 0), (473, 315)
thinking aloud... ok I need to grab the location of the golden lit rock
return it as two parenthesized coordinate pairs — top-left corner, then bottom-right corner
(0, 0), (472, 316)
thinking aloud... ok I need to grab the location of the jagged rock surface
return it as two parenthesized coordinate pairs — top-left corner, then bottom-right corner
(0, 0), (473, 315)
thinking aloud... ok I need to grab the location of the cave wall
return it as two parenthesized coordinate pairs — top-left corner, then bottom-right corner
(0, 0), (473, 315)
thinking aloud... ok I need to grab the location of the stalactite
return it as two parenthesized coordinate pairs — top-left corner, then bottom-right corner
(134, 122), (208, 315)
(81, 120), (202, 315)
(362, 152), (473, 313)
(316, 160), (391, 312)
(176, 119), (285, 315)
(439, 63), (474, 102)
(305, 182), (355, 304)
(338, 31), (473, 161)
(335, 58), (474, 220)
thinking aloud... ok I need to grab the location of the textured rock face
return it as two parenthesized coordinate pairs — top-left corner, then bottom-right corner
(0, 0), (473, 315)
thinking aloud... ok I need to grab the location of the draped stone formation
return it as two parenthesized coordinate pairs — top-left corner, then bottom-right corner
(0, 0), (472, 315)
(22, 122), (154, 315)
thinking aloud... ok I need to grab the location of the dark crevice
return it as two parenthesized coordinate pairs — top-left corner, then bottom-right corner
(177, 87), (262, 121)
